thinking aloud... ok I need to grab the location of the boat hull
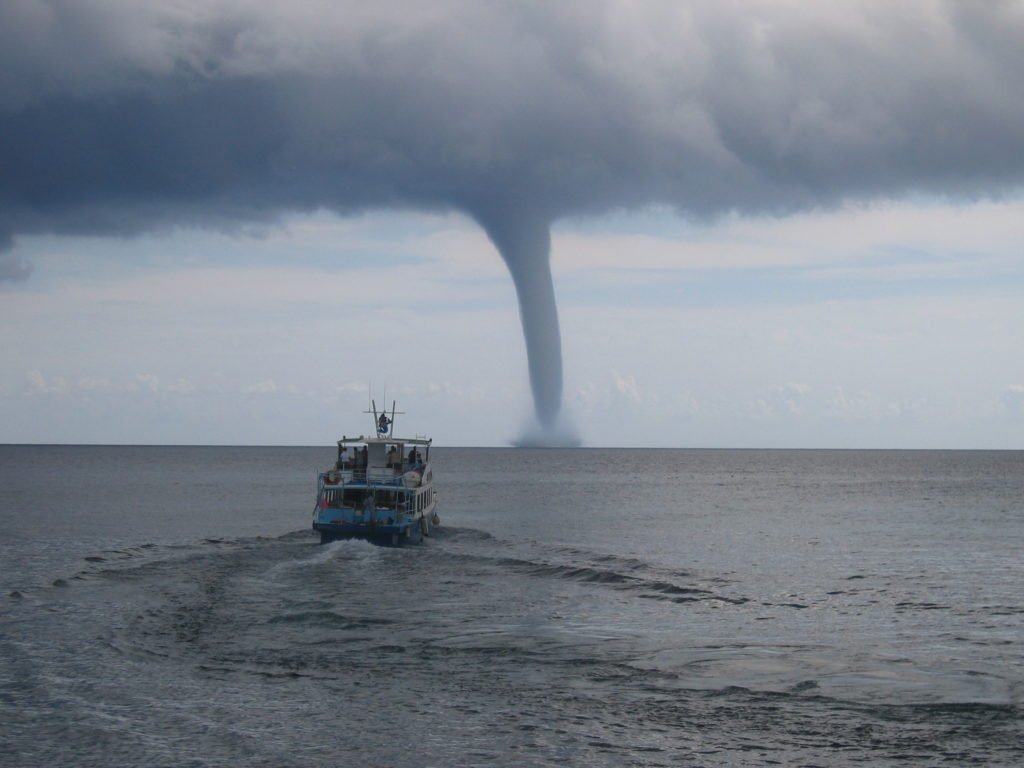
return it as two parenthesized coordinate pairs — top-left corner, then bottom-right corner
(313, 512), (438, 548)
(313, 518), (429, 547)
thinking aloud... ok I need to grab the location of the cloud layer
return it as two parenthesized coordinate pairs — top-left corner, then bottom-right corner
(3, 0), (1024, 431)
(4, 0), (1024, 245)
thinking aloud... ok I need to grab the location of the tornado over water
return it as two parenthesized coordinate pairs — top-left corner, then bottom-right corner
(473, 209), (562, 430)
(4, 2), (1024, 441)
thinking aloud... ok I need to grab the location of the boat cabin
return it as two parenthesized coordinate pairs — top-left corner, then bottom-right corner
(327, 435), (432, 486)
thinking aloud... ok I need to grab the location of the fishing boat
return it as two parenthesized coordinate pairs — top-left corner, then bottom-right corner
(312, 401), (439, 545)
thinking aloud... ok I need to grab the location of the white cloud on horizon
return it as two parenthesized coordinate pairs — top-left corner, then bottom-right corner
(3, 202), (1023, 448)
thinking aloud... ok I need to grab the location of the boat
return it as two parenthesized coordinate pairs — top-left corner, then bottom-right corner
(312, 401), (439, 545)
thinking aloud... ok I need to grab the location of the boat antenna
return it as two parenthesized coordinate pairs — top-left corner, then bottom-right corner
(364, 389), (403, 437)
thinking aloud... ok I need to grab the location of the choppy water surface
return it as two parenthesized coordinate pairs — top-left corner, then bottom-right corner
(2, 446), (1022, 766)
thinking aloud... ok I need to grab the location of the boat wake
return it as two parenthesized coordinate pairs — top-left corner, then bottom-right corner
(4, 525), (1019, 768)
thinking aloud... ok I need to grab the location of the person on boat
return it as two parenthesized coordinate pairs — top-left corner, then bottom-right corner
(386, 445), (399, 468)
(337, 445), (349, 469)
(377, 413), (390, 435)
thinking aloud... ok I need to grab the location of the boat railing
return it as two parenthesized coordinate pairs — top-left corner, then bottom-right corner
(318, 472), (427, 491)
(320, 463), (428, 487)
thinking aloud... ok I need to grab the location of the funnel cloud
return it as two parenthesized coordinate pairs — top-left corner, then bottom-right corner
(3, 1), (1024, 435)
(472, 206), (561, 430)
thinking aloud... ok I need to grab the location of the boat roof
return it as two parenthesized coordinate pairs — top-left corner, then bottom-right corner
(337, 435), (432, 446)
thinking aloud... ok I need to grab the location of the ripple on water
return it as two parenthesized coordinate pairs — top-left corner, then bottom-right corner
(3, 518), (1021, 768)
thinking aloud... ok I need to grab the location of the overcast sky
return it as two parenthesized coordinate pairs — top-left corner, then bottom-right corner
(2, 0), (1023, 447)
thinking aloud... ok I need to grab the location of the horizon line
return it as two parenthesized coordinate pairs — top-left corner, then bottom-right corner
(2, 443), (1021, 452)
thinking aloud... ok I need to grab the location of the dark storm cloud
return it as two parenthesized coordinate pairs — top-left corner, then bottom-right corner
(5, 0), (1023, 239)
(2, 0), (1023, 426)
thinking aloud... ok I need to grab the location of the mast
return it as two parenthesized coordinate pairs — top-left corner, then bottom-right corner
(366, 396), (404, 438)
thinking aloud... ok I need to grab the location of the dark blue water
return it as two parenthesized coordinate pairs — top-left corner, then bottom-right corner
(2, 446), (1022, 766)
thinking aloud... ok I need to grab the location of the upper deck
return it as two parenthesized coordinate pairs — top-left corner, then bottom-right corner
(322, 434), (433, 488)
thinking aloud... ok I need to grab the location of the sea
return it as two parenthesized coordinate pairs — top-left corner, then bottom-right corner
(1, 446), (1022, 767)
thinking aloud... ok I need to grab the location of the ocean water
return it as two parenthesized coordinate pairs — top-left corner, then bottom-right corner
(1, 445), (1022, 766)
